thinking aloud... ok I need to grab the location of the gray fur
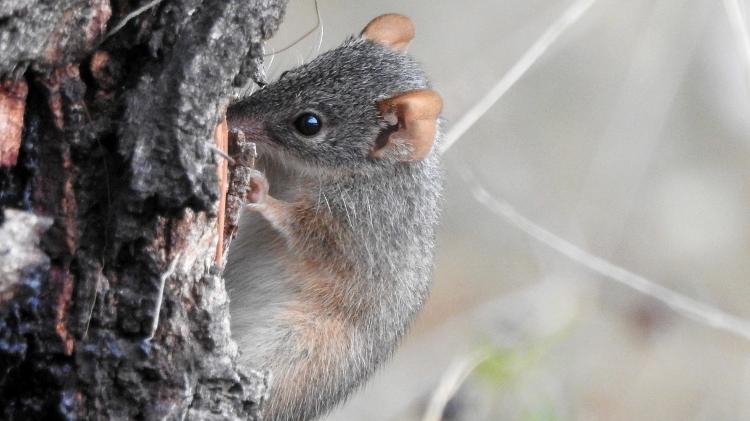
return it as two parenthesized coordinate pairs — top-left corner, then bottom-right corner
(224, 35), (443, 421)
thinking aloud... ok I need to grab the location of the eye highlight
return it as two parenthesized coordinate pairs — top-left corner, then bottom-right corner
(293, 113), (322, 136)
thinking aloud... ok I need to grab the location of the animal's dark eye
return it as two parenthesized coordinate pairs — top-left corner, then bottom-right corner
(293, 113), (322, 136)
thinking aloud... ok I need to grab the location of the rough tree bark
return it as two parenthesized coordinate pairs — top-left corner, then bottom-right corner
(0, 0), (287, 419)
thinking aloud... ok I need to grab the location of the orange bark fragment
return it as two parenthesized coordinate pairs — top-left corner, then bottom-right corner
(0, 80), (28, 167)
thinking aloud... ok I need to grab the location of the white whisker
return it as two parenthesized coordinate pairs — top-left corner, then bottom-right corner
(247, 83), (257, 97)
(337, 186), (355, 231)
(342, 190), (356, 219)
(322, 191), (332, 214)
(315, 181), (323, 216)
(264, 44), (276, 79)
(310, 12), (325, 60)
(364, 195), (375, 232)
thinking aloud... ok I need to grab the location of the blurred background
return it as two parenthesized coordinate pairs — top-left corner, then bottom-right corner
(260, 1), (750, 419)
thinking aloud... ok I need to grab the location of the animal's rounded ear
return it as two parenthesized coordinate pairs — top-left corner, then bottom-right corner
(361, 14), (415, 53)
(372, 90), (442, 162)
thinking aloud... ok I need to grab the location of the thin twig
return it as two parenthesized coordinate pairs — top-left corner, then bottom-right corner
(438, 0), (598, 154)
(206, 142), (236, 165)
(458, 166), (750, 342)
(264, 0), (321, 56)
(82, 269), (105, 340)
(721, 0), (750, 94)
(104, 0), (164, 40)
(566, 0), (705, 256)
(146, 252), (181, 341)
(421, 350), (491, 421)
(436, 0), (750, 341)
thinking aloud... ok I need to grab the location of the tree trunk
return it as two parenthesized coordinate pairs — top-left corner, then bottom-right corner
(0, 0), (287, 419)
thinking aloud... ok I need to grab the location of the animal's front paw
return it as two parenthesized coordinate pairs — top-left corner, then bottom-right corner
(246, 169), (269, 207)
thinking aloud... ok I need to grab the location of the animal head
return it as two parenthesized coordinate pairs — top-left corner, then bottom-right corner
(227, 14), (443, 174)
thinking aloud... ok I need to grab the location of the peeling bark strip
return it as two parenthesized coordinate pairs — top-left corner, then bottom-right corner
(0, 0), (288, 419)
(215, 117), (230, 265)
(0, 80), (28, 167)
(223, 134), (258, 259)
